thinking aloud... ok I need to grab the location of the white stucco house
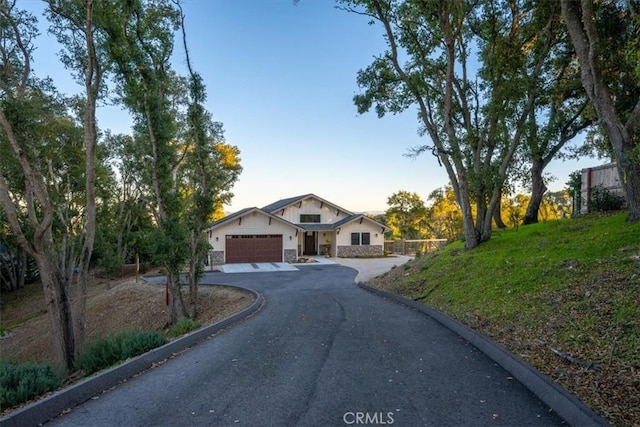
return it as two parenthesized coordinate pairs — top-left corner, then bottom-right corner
(204, 194), (390, 264)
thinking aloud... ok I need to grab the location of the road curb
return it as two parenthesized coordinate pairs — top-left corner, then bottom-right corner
(0, 285), (263, 427)
(358, 283), (609, 427)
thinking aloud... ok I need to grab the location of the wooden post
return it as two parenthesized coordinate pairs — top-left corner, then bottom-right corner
(586, 168), (592, 213)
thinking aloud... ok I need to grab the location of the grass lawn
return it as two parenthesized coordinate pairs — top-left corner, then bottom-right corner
(370, 212), (640, 426)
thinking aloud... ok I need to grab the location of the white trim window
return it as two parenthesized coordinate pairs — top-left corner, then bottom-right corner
(350, 232), (370, 246)
(300, 214), (321, 223)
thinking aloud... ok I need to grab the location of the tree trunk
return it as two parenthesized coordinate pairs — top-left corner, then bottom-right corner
(188, 230), (200, 319)
(620, 159), (640, 221)
(74, 0), (99, 354)
(457, 178), (480, 249)
(475, 186), (498, 244)
(167, 268), (186, 324)
(462, 212), (479, 249)
(493, 198), (507, 229)
(523, 160), (547, 225)
(37, 253), (75, 371)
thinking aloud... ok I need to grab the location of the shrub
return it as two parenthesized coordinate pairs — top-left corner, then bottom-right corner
(588, 185), (625, 213)
(75, 330), (167, 376)
(119, 331), (167, 359)
(0, 360), (61, 410)
(168, 317), (201, 338)
(74, 335), (124, 375)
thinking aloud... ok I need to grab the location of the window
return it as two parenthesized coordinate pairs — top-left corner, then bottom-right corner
(351, 232), (371, 246)
(361, 232), (370, 245)
(300, 214), (321, 223)
(351, 233), (360, 245)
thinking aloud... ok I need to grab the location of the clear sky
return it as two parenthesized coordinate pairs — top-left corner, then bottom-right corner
(23, 0), (599, 213)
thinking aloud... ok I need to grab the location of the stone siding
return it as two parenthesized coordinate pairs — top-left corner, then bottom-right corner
(337, 245), (383, 258)
(210, 250), (225, 265)
(284, 249), (297, 263)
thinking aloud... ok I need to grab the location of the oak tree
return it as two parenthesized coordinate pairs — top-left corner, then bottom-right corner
(342, 0), (550, 248)
(0, 0), (89, 369)
(561, 0), (640, 221)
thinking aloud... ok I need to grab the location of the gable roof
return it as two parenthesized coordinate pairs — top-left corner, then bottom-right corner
(333, 213), (390, 233)
(262, 193), (353, 216)
(204, 207), (303, 232)
(261, 194), (313, 213)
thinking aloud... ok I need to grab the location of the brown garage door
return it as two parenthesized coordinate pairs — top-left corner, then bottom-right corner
(225, 234), (283, 263)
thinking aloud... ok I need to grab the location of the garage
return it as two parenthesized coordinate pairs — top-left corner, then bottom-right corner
(225, 234), (283, 263)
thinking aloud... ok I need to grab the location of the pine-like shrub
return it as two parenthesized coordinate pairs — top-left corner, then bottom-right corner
(75, 330), (167, 375)
(0, 360), (61, 410)
(119, 331), (167, 359)
(74, 335), (125, 375)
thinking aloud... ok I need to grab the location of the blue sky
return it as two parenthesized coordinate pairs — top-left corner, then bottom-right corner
(24, 0), (597, 213)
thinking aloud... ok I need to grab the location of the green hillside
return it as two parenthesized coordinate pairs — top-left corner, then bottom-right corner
(370, 213), (640, 426)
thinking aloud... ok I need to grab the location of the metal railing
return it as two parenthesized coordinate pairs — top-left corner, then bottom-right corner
(384, 239), (448, 255)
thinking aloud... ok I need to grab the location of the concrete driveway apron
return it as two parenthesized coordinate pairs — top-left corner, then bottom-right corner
(48, 264), (563, 426)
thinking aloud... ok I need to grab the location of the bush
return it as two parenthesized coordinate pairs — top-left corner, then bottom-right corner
(588, 185), (625, 213)
(119, 331), (167, 359)
(168, 317), (201, 338)
(75, 330), (167, 375)
(0, 360), (62, 410)
(75, 335), (124, 375)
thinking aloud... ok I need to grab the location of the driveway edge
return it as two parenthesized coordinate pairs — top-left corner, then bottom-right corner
(0, 286), (263, 427)
(358, 283), (609, 427)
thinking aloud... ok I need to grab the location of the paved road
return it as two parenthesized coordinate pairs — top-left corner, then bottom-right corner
(48, 265), (563, 426)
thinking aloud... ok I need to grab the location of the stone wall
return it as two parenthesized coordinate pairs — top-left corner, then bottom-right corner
(284, 249), (297, 263)
(210, 250), (225, 265)
(337, 245), (383, 258)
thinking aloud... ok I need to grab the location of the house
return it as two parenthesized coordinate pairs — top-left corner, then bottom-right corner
(204, 194), (390, 264)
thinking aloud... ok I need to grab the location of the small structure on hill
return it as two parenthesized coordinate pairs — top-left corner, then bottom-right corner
(579, 163), (625, 214)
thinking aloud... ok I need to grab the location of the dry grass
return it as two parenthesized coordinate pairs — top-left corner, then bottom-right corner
(0, 276), (254, 365)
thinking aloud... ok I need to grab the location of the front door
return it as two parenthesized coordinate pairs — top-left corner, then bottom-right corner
(303, 232), (317, 256)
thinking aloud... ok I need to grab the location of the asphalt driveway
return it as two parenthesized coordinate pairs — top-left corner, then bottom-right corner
(47, 264), (564, 426)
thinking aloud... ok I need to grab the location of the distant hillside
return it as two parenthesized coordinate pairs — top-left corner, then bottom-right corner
(369, 213), (640, 426)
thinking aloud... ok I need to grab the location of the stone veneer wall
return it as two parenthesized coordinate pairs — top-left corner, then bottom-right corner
(284, 249), (297, 263)
(337, 245), (383, 258)
(210, 250), (225, 265)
